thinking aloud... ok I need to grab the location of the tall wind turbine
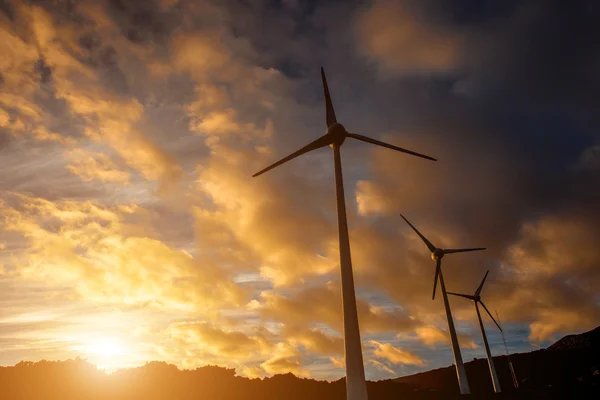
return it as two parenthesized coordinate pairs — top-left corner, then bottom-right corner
(253, 68), (436, 400)
(447, 270), (502, 393)
(496, 310), (519, 389)
(400, 214), (485, 395)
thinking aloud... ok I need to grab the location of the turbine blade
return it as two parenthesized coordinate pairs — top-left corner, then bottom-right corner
(475, 270), (490, 297)
(252, 135), (334, 177)
(447, 292), (475, 301)
(495, 310), (503, 331)
(443, 247), (486, 254)
(400, 214), (436, 253)
(481, 301), (502, 331)
(432, 258), (441, 300)
(321, 67), (337, 127)
(347, 133), (437, 161)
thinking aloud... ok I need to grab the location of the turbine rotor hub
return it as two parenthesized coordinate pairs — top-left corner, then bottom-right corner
(432, 248), (445, 261)
(326, 122), (347, 147)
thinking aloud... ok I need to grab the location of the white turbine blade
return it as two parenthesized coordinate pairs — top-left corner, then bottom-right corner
(347, 133), (437, 161)
(443, 247), (486, 254)
(432, 258), (441, 300)
(252, 135), (334, 177)
(321, 67), (337, 127)
(480, 301), (502, 331)
(400, 214), (436, 253)
(447, 292), (475, 301)
(475, 270), (490, 297)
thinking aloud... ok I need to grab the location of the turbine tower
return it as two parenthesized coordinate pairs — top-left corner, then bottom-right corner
(400, 214), (485, 395)
(253, 68), (436, 400)
(447, 270), (502, 393)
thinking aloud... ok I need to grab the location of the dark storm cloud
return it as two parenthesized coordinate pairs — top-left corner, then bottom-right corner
(33, 56), (51, 84)
(351, 0), (600, 217)
(106, 0), (176, 45)
(344, 0), (600, 340)
(0, 0), (15, 20)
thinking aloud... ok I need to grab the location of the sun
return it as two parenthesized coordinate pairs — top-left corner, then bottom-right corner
(86, 337), (125, 358)
(75, 336), (132, 372)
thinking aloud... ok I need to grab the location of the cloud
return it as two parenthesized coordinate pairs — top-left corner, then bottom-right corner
(285, 327), (344, 356)
(572, 144), (600, 172)
(6, 1), (184, 192)
(0, 192), (247, 313)
(165, 322), (273, 362)
(368, 359), (396, 376)
(259, 345), (310, 378)
(355, 0), (462, 74)
(497, 214), (600, 341)
(329, 356), (345, 369)
(415, 325), (478, 350)
(163, 322), (311, 378)
(257, 284), (417, 335)
(369, 340), (424, 367)
(65, 148), (131, 183)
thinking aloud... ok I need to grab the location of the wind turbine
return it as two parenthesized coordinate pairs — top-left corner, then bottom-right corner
(447, 270), (502, 393)
(496, 310), (519, 389)
(400, 214), (485, 395)
(253, 68), (436, 400)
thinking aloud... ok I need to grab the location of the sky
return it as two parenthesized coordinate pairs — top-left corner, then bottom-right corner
(0, 0), (599, 381)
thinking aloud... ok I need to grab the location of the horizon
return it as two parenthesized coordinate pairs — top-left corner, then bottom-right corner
(1, 0), (599, 386)
(0, 321), (575, 378)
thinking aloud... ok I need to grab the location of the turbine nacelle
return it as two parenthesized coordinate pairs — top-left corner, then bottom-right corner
(326, 122), (347, 147)
(447, 270), (502, 332)
(400, 214), (485, 301)
(431, 248), (445, 261)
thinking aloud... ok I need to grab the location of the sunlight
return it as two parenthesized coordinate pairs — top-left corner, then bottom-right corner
(85, 337), (126, 358)
(73, 336), (134, 372)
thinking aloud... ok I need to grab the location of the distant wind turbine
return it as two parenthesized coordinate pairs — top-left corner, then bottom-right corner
(495, 309), (519, 389)
(253, 68), (436, 400)
(447, 270), (502, 393)
(400, 214), (485, 395)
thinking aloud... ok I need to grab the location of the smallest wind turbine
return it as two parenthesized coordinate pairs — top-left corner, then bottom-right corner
(448, 271), (502, 393)
(496, 310), (519, 389)
(400, 214), (485, 395)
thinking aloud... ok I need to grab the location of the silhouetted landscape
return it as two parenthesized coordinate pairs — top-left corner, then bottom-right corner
(1, 326), (598, 399)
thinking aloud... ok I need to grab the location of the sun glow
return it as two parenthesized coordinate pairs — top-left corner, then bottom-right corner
(86, 337), (126, 358)
(74, 336), (133, 372)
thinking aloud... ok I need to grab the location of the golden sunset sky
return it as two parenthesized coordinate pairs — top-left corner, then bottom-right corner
(1, 0), (599, 380)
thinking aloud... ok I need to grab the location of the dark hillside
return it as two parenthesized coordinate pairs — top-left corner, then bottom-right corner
(0, 326), (599, 399)
(396, 325), (600, 398)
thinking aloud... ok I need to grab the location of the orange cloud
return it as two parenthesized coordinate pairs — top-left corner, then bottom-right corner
(0, 192), (246, 313)
(285, 327), (344, 356)
(369, 359), (396, 375)
(369, 340), (424, 366)
(497, 214), (600, 341)
(257, 284), (417, 335)
(65, 149), (131, 183)
(414, 325), (478, 350)
(166, 322), (273, 362)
